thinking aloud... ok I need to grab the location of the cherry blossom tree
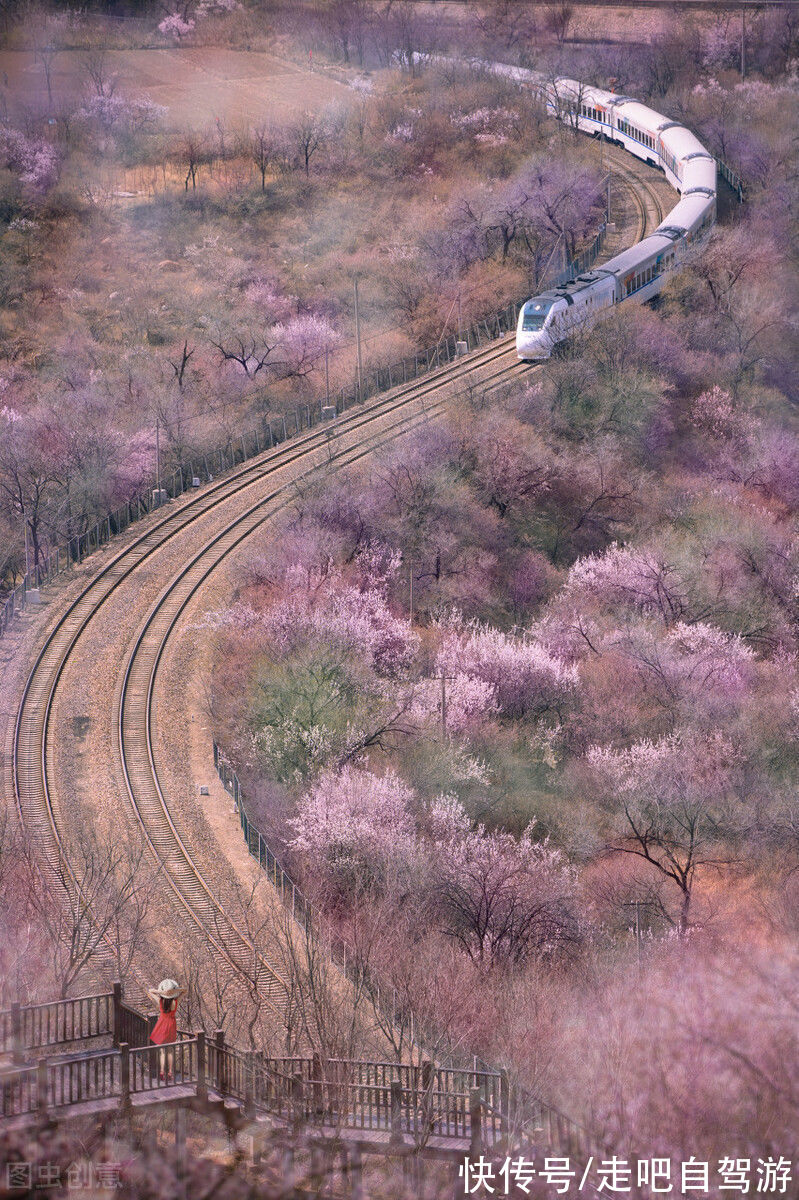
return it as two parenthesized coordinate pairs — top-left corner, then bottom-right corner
(0, 127), (60, 197)
(588, 729), (746, 934)
(289, 765), (418, 896)
(158, 13), (195, 41)
(435, 618), (578, 720)
(430, 799), (580, 967)
(250, 553), (418, 677)
(273, 314), (342, 381)
(565, 543), (691, 626)
(75, 94), (166, 137)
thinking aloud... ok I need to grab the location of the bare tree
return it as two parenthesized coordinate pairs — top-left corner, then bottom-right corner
(544, 2), (574, 45)
(289, 110), (337, 177)
(250, 123), (279, 192)
(80, 45), (118, 99)
(174, 129), (213, 191)
(21, 824), (163, 998)
(210, 328), (279, 377)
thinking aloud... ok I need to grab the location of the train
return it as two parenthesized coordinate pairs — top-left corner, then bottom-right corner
(515, 77), (716, 359)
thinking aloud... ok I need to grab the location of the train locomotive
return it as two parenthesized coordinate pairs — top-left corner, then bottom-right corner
(515, 78), (717, 360)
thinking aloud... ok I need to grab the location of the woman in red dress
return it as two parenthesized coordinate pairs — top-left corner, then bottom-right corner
(147, 979), (186, 1081)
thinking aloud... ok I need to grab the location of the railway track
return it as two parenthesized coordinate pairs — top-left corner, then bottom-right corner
(610, 154), (667, 238)
(11, 335), (529, 1020)
(10, 152), (668, 1030)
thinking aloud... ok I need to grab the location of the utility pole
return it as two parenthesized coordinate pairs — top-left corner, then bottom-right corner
(440, 674), (448, 740)
(741, 9), (746, 80)
(457, 291), (462, 344)
(408, 561), (413, 627)
(622, 900), (654, 973)
(354, 278), (363, 402)
(155, 415), (162, 498)
(324, 344), (330, 409)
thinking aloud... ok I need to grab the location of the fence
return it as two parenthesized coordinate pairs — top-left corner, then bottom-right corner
(0, 991), (114, 1062)
(0, 205), (613, 642)
(211, 745), (590, 1153)
(717, 157), (746, 203)
(0, 985), (591, 1154)
(0, 1022), (508, 1151)
(0, 985), (190, 1066)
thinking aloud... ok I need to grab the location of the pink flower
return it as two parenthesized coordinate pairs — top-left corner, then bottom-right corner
(435, 619), (577, 719)
(158, 13), (195, 39)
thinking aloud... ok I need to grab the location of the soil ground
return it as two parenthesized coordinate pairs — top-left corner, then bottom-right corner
(0, 47), (355, 129)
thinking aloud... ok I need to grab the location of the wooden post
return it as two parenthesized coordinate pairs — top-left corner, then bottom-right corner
(499, 1068), (510, 1144)
(311, 1051), (324, 1116)
(282, 1146), (295, 1191)
(349, 1145), (363, 1200)
(245, 1051), (255, 1119)
(10, 1002), (23, 1065)
(390, 1080), (403, 1144)
(175, 1104), (186, 1170)
(112, 982), (122, 1048)
(214, 1030), (225, 1095)
(120, 1043), (130, 1112)
(37, 1058), (48, 1116)
(196, 1031), (207, 1103)
(291, 1072), (304, 1135)
(469, 1088), (482, 1157)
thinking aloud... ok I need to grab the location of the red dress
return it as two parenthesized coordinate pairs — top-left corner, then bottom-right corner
(150, 998), (178, 1045)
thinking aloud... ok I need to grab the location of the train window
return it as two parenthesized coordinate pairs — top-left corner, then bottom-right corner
(522, 300), (553, 331)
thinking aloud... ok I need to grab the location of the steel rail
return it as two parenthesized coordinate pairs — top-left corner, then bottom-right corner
(12, 335), (526, 1009)
(13, 157), (660, 1021)
(117, 356), (533, 1016)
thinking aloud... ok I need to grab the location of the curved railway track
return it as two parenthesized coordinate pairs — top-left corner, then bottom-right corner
(10, 154), (669, 1027)
(610, 154), (667, 238)
(11, 337), (529, 1015)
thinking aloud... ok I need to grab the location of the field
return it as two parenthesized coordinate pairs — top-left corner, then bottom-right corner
(0, 46), (355, 128)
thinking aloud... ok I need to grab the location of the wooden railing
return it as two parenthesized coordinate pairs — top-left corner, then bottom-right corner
(0, 991), (114, 1061)
(0, 989), (588, 1154)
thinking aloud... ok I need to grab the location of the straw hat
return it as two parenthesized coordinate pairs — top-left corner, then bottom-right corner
(147, 978), (186, 1002)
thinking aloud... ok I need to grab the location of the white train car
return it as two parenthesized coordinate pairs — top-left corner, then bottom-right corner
(515, 76), (717, 359)
(406, 55), (717, 361)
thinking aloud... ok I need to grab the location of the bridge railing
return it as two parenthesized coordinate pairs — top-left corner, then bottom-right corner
(0, 1063), (38, 1118)
(129, 1039), (197, 1095)
(0, 991), (115, 1061)
(0, 1017), (580, 1154)
(46, 1050), (121, 1110)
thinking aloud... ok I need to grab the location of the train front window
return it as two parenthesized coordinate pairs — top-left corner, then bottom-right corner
(521, 300), (553, 331)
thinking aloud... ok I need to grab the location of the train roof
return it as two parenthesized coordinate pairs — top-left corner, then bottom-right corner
(656, 193), (715, 234)
(681, 157), (718, 192)
(614, 99), (673, 135)
(660, 124), (713, 161)
(527, 270), (615, 308)
(601, 234), (678, 276)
